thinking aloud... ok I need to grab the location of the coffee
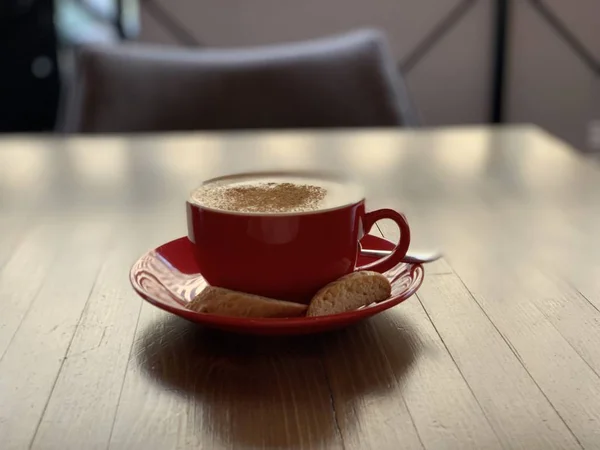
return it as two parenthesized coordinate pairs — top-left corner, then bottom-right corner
(191, 173), (364, 214)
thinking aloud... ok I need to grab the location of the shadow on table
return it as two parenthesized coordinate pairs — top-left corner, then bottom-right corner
(136, 314), (419, 449)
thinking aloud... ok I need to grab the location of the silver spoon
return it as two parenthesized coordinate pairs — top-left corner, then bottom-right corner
(360, 248), (442, 264)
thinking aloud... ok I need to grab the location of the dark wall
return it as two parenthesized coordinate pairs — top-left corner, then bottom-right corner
(0, 0), (60, 132)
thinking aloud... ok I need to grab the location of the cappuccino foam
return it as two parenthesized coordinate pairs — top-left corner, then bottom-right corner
(191, 173), (364, 214)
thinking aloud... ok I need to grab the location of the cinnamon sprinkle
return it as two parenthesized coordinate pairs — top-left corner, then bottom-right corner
(197, 182), (327, 213)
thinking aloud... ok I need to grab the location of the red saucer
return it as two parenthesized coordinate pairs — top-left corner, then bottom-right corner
(129, 235), (425, 335)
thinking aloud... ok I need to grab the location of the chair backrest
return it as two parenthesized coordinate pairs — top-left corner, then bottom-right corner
(59, 29), (419, 133)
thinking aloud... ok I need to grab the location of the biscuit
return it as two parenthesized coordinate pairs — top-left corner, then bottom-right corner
(187, 286), (308, 318)
(307, 271), (391, 317)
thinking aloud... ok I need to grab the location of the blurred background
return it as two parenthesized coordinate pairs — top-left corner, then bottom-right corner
(1, 0), (599, 153)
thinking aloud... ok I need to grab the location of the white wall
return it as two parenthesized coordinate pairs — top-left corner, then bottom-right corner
(138, 0), (493, 126)
(138, 0), (600, 152)
(506, 0), (600, 152)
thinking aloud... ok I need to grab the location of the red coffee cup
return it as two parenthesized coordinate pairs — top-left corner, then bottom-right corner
(186, 171), (410, 303)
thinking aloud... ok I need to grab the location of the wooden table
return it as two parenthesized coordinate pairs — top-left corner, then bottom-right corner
(1, 126), (599, 450)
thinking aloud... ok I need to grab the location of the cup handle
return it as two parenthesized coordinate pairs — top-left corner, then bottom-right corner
(355, 209), (411, 273)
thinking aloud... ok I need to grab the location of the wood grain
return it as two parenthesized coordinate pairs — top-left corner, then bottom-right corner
(0, 220), (69, 360)
(440, 259), (600, 448)
(527, 271), (600, 376)
(414, 273), (580, 449)
(29, 218), (178, 450)
(1, 126), (599, 449)
(322, 304), (503, 450)
(0, 215), (33, 272)
(108, 305), (343, 450)
(0, 219), (114, 449)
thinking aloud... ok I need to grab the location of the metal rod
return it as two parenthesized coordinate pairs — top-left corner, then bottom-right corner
(491, 0), (509, 123)
(400, 0), (475, 74)
(530, 0), (599, 75)
(115, 0), (126, 40)
(143, 0), (202, 47)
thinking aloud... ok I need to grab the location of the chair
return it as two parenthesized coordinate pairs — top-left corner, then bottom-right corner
(59, 29), (419, 133)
